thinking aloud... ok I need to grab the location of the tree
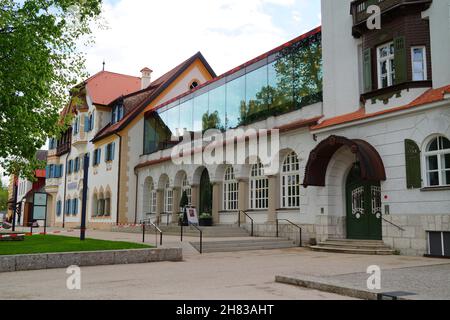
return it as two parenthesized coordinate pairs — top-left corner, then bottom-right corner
(0, 182), (8, 212)
(0, 0), (102, 180)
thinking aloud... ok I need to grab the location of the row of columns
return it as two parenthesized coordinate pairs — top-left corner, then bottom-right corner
(151, 175), (279, 225)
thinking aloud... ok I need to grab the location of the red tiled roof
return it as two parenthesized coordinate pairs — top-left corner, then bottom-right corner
(85, 71), (141, 106)
(92, 52), (216, 143)
(312, 84), (450, 130)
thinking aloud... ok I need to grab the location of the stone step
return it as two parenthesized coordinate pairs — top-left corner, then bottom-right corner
(318, 241), (391, 249)
(190, 238), (297, 253)
(309, 245), (396, 255)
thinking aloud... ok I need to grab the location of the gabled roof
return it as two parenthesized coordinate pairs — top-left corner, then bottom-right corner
(312, 84), (450, 131)
(58, 70), (142, 122)
(92, 52), (216, 143)
(84, 71), (141, 106)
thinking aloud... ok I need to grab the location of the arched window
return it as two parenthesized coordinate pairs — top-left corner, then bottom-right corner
(281, 152), (301, 208)
(143, 178), (154, 215)
(424, 136), (450, 187)
(104, 191), (111, 217)
(164, 181), (173, 213)
(249, 161), (268, 210)
(56, 200), (62, 217)
(223, 166), (238, 211)
(182, 174), (192, 206)
(92, 193), (98, 217)
(98, 192), (105, 217)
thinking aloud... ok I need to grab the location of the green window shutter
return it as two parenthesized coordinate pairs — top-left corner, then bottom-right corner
(394, 36), (407, 84)
(405, 139), (422, 189)
(363, 48), (372, 93)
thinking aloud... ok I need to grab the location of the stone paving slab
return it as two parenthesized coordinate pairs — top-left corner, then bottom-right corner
(277, 262), (450, 300)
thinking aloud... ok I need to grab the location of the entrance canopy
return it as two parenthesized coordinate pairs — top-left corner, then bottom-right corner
(303, 135), (386, 187)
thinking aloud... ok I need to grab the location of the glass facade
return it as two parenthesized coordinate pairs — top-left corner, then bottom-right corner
(143, 32), (322, 155)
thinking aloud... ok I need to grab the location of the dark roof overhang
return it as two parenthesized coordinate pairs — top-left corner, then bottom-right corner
(303, 135), (386, 187)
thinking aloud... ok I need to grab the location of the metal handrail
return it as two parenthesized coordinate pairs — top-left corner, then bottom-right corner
(276, 219), (302, 247)
(180, 221), (203, 254)
(238, 210), (254, 237)
(381, 216), (406, 232)
(141, 219), (163, 247)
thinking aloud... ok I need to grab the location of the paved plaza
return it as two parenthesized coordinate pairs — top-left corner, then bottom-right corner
(1, 228), (449, 300)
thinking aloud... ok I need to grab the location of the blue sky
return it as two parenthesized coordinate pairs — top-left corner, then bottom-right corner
(85, 0), (321, 78)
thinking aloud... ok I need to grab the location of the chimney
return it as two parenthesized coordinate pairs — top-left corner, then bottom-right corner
(140, 67), (153, 89)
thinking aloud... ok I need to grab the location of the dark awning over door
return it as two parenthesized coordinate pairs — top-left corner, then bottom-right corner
(303, 135), (386, 187)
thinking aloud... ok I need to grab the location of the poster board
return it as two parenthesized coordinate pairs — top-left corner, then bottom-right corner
(33, 192), (48, 220)
(186, 207), (199, 225)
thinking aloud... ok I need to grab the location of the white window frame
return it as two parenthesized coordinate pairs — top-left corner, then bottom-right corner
(411, 46), (427, 81)
(249, 162), (269, 210)
(280, 152), (301, 209)
(423, 136), (450, 187)
(377, 41), (395, 89)
(164, 182), (173, 214)
(223, 166), (239, 211)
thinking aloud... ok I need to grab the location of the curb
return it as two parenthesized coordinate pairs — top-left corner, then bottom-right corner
(275, 275), (413, 300)
(0, 248), (183, 273)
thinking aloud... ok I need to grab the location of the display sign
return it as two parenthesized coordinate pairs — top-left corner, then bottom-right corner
(33, 192), (48, 220)
(186, 207), (199, 225)
(34, 193), (47, 206)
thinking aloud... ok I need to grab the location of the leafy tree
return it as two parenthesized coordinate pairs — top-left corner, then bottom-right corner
(0, 182), (8, 212)
(0, 0), (102, 180)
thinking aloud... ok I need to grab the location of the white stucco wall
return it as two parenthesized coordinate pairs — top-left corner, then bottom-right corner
(423, 0), (450, 89)
(321, 0), (361, 118)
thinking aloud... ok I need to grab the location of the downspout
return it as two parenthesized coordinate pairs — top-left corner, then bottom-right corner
(114, 133), (122, 226)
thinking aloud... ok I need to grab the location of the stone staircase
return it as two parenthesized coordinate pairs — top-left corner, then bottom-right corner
(309, 239), (396, 255)
(190, 238), (298, 253)
(159, 225), (251, 238)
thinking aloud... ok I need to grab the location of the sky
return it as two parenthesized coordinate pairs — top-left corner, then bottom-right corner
(1, 0), (321, 188)
(85, 0), (321, 79)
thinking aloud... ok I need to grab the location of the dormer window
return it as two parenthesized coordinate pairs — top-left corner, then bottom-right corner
(112, 102), (124, 124)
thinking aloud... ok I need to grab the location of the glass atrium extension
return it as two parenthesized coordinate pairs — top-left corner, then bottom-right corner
(144, 30), (322, 155)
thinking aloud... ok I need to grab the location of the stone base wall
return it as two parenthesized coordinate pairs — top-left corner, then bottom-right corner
(383, 214), (450, 256)
(315, 215), (346, 242)
(242, 223), (316, 245)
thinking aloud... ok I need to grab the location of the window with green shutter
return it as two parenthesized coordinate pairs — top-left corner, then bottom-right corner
(363, 48), (372, 93)
(394, 36), (407, 84)
(405, 139), (422, 189)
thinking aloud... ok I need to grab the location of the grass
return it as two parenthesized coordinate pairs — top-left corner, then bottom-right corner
(0, 235), (152, 256)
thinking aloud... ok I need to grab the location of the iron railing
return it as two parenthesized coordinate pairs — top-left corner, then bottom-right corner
(276, 219), (303, 247)
(238, 210), (254, 237)
(381, 216), (406, 232)
(181, 222), (203, 254)
(141, 219), (163, 247)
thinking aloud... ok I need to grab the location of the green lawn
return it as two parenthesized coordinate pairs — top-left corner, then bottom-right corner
(0, 235), (152, 256)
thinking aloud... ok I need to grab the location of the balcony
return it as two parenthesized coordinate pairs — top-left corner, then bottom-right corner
(56, 143), (71, 156)
(351, 0), (432, 37)
(72, 131), (88, 146)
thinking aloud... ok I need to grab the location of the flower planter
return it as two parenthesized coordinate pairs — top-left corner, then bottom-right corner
(199, 218), (213, 227)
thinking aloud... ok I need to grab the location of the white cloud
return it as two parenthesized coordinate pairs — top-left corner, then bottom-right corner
(85, 0), (307, 79)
